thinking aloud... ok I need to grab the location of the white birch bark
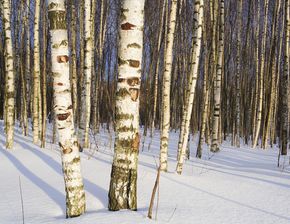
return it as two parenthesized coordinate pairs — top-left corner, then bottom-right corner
(252, 0), (269, 148)
(160, 0), (178, 172)
(78, 0), (93, 149)
(211, 0), (224, 153)
(22, 0), (30, 136)
(148, 0), (167, 152)
(92, 0), (105, 132)
(33, 0), (41, 145)
(252, 0), (260, 141)
(262, 0), (281, 149)
(176, 0), (204, 174)
(3, 0), (15, 149)
(108, 0), (144, 211)
(177, 1), (200, 161)
(48, 0), (86, 217)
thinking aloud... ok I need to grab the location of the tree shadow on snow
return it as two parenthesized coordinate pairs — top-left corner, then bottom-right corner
(14, 137), (108, 207)
(163, 174), (290, 222)
(0, 149), (65, 214)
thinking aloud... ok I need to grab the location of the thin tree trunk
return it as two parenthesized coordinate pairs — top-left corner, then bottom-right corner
(252, 0), (269, 148)
(160, 0), (178, 172)
(235, 0), (242, 148)
(69, 0), (78, 125)
(281, 0), (289, 155)
(211, 0), (224, 153)
(92, 0), (105, 133)
(262, 0), (281, 149)
(33, 0), (41, 145)
(176, 0), (204, 174)
(79, 0), (93, 149)
(150, 0), (166, 140)
(3, 0), (15, 149)
(41, 1), (48, 148)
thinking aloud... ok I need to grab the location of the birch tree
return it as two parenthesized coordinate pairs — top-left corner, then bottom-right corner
(176, 0), (204, 174)
(78, 0), (93, 149)
(68, 0), (78, 125)
(160, 0), (178, 172)
(22, 0), (30, 136)
(3, 0), (15, 149)
(252, 0), (269, 148)
(48, 0), (86, 217)
(33, 0), (41, 145)
(235, 0), (242, 148)
(108, 0), (145, 211)
(148, 0), (166, 150)
(211, 0), (224, 153)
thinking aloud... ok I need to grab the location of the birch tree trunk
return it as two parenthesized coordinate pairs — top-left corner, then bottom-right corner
(22, 0), (30, 136)
(252, 0), (269, 148)
(69, 0), (78, 125)
(77, 1), (85, 129)
(48, 0), (86, 217)
(235, 0), (242, 148)
(78, 0), (93, 149)
(160, 0), (178, 172)
(33, 0), (41, 145)
(41, 1), (48, 148)
(3, 0), (15, 149)
(252, 0), (260, 143)
(196, 41), (209, 158)
(211, 0), (224, 153)
(262, 0), (280, 149)
(150, 0), (166, 139)
(177, 0), (200, 161)
(176, 0), (204, 174)
(108, 0), (145, 211)
(92, 0), (105, 132)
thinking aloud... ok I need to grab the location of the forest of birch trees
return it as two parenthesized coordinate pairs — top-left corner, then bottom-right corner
(0, 0), (289, 218)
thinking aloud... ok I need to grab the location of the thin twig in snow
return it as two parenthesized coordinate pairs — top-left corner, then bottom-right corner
(19, 176), (25, 224)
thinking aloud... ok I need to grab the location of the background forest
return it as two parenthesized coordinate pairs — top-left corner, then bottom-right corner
(0, 0), (289, 222)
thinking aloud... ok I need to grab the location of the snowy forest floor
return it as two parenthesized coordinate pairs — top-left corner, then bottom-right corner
(0, 121), (290, 224)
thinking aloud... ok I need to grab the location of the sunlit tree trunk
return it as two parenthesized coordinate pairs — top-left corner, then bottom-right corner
(33, 0), (41, 145)
(78, 0), (93, 149)
(262, 0), (281, 149)
(211, 0), (224, 153)
(21, 0), (30, 136)
(108, 0), (145, 211)
(252, 0), (269, 148)
(160, 0), (178, 172)
(48, 0), (86, 217)
(150, 0), (166, 139)
(176, 0), (204, 174)
(3, 0), (15, 149)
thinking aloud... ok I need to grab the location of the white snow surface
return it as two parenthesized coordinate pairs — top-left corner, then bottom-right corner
(0, 121), (290, 224)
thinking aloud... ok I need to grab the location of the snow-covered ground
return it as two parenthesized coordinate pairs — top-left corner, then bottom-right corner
(0, 121), (290, 224)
